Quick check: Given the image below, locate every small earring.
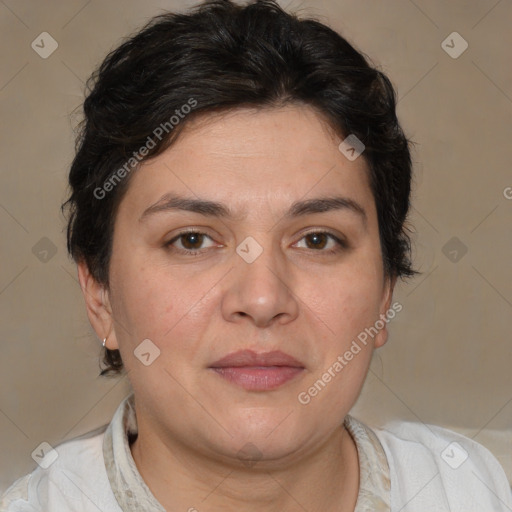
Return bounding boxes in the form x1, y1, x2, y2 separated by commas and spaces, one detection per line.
102, 337, 107, 348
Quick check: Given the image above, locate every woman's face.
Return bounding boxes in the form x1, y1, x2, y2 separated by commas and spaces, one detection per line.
81, 105, 395, 465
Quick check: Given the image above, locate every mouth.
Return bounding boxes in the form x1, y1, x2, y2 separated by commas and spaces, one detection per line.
209, 349, 305, 391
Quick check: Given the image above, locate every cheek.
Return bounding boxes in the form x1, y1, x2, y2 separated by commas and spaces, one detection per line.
298, 275, 381, 411
307, 268, 383, 344
110, 260, 179, 342
110, 258, 217, 359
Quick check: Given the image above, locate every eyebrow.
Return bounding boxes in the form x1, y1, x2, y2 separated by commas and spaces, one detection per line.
139, 192, 367, 228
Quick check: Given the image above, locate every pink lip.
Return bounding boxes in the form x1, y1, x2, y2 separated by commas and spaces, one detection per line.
209, 350, 305, 391
210, 349, 303, 368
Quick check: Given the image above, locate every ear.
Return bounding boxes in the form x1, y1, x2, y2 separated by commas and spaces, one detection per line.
373, 274, 397, 349
77, 260, 119, 350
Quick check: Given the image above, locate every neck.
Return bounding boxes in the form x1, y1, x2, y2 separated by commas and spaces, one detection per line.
130, 418, 360, 512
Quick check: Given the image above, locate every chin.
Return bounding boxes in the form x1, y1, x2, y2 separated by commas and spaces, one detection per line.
216, 409, 311, 460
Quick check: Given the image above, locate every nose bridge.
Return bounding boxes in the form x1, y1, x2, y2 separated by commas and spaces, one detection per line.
221, 234, 299, 327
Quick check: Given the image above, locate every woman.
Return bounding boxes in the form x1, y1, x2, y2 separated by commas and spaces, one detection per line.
2, 1, 511, 510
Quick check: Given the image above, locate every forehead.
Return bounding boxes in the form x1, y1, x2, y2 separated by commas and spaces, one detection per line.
121, 105, 375, 221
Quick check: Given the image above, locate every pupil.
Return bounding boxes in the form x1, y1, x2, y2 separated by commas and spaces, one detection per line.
183, 233, 202, 249
307, 233, 326, 249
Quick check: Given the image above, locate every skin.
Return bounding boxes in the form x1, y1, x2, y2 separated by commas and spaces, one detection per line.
79, 104, 396, 512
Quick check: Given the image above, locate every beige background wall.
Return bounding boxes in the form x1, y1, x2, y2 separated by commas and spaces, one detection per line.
1, 0, 511, 492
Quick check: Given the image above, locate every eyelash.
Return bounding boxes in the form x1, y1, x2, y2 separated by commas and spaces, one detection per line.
164, 229, 348, 256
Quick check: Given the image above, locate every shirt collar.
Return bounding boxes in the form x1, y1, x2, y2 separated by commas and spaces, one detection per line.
103, 394, 165, 511
103, 394, 390, 511
345, 414, 391, 511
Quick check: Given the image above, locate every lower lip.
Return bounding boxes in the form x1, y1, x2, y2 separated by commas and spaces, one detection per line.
210, 366, 304, 391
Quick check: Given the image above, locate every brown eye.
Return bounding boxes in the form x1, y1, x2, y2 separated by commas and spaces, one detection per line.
304, 232, 329, 249
165, 231, 216, 255
294, 231, 347, 253
180, 232, 205, 250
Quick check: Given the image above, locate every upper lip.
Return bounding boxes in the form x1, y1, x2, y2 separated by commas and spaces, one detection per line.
209, 349, 304, 368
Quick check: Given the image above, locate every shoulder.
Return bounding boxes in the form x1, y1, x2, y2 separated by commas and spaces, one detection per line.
370, 419, 512, 511
1, 425, 119, 512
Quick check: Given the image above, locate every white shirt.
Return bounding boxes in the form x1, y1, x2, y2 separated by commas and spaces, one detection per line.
1, 393, 511, 511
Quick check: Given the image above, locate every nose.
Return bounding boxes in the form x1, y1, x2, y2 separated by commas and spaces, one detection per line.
221, 239, 299, 329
